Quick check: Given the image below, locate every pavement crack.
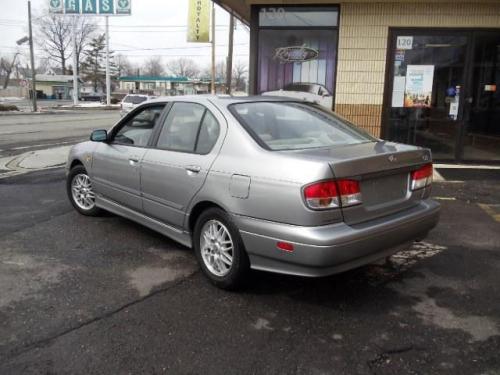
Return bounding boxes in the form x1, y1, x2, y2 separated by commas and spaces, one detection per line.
2, 270, 199, 362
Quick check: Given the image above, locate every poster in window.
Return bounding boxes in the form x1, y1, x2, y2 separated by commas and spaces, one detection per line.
258, 29, 337, 109
404, 65, 434, 108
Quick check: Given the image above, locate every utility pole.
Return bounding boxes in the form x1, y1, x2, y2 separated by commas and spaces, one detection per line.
225, 13, 234, 95
211, 1, 216, 95
72, 17, 78, 106
27, 1, 37, 112
105, 16, 111, 106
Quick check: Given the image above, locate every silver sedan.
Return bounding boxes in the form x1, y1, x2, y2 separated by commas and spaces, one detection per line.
66, 96, 440, 289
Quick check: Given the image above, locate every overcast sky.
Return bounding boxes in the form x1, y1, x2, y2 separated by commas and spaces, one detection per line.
0, 0, 250, 72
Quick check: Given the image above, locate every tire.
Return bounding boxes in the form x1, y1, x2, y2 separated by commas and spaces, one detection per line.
67, 165, 102, 216
193, 207, 250, 290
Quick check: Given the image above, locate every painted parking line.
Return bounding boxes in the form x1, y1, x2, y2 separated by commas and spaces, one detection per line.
478, 203, 500, 223
433, 197, 456, 201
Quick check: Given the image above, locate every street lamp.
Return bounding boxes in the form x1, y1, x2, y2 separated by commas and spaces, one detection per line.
16, 36, 29, 46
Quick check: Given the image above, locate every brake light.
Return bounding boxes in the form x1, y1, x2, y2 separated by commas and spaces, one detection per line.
411, 163, 433, 191
303, 179, 361, 210
337, 180, 362, 207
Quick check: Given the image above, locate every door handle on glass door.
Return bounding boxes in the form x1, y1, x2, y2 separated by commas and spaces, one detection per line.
185, 165, 201, 174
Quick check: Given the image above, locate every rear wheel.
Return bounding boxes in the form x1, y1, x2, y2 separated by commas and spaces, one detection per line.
67, 165, 102, 216
193, 208, 250, 290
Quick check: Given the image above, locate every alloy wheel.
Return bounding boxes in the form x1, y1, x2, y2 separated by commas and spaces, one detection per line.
71, 173, 96, 211
200, 219, 234, 277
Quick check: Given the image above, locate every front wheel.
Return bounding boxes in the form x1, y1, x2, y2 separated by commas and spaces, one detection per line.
67, 165, 102, 216
193, 208, 250, 290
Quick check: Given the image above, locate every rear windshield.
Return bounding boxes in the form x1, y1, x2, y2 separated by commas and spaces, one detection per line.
229, 101, 375, 151
124, 95, 148, 104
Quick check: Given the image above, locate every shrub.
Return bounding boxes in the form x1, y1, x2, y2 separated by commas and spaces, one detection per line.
0, 104, 19, 111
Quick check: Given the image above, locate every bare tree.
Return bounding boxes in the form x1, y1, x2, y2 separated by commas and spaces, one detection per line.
142, 57, 165, 76
166, 57, 199, 78
1, 53, 20, 89
36, 12, 97, 75
200, 60, 226, 81
232, 60, 248, 92
74, 17, 98, 75
115, 54, 135, 77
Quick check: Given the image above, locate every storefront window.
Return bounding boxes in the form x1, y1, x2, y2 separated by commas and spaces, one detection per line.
386, 34, 467, 160
385, 30, 500, 161
256, 6, 338, 110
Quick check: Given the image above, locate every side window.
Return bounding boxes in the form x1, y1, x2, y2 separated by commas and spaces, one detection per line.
156, 103, 205, 152
196, 111, 220, 154
112, 105, 165, 147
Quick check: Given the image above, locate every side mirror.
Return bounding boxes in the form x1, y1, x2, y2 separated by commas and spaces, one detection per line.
90, 129, 108, 142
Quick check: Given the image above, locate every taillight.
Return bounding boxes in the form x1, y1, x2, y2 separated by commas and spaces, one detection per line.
303, 179, 361, 210
304, 181, 339, 209
337, 180, 362, 207
411, 163, 433, 191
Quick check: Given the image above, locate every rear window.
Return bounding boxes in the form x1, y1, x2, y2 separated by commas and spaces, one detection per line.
124, 95, 148, 104
229, 101, 375, 151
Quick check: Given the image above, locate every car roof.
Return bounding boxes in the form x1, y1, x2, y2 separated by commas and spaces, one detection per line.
146, 95, 305, 107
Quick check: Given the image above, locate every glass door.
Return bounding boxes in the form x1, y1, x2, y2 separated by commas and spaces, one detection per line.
461, 31, 500, 161
385, 31, 468, 160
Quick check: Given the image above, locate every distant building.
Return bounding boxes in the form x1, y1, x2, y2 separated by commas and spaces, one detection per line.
118, 75, 228, 96
29, 71, 82, 100
118, 76, 192, 96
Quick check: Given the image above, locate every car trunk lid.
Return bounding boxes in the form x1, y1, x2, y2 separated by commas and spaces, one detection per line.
288, 141, 432, 225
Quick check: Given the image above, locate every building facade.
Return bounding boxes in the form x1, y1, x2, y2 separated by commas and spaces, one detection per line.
216, 0, 500, 162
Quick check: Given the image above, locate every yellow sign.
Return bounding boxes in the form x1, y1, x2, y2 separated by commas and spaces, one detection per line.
187, 0, 210, 43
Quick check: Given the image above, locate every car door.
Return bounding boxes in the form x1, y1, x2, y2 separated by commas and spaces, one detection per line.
91, 104, 166, 212
141, 101, 223, 228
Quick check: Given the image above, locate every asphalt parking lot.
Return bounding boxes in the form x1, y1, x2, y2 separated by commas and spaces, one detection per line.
0, 166, 499, 375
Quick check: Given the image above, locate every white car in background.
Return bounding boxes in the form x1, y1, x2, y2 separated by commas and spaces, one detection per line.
263, 83, 333, 110
120, 94, 156, 116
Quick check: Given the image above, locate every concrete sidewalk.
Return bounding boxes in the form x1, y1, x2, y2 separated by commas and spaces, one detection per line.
0, 145, 70, 179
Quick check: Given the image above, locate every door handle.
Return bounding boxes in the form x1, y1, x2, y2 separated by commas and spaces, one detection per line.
129, 157, 140, 165
185, 165, 201, 174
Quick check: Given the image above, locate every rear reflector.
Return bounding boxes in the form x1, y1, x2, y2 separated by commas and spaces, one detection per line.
411, 163, 433, 191
303, 179, 361, 210
277, 241, 294, 252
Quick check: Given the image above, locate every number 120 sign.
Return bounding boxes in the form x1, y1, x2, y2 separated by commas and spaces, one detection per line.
49, 0, 131, 15
396, 36, 413, 50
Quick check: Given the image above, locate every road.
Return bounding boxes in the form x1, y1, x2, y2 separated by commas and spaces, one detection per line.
0, 111, 120, 159
0, 113, 499, 374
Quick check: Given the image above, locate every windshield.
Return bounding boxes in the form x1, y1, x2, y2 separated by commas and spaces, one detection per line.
124, 96, 148, 104
229, 101, 376, 151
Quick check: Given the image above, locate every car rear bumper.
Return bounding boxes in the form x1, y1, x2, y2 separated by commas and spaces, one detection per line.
233, 199, 440, 277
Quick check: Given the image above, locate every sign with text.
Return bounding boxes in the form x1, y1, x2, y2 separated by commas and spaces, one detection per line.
82, 0, 97, 14
404, 65, 435, 108
187, 0, 210, 43
99, 0, 114, 14
50, 0, 131, 15
65, 0, 80, 14
396, 36, 413, 50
